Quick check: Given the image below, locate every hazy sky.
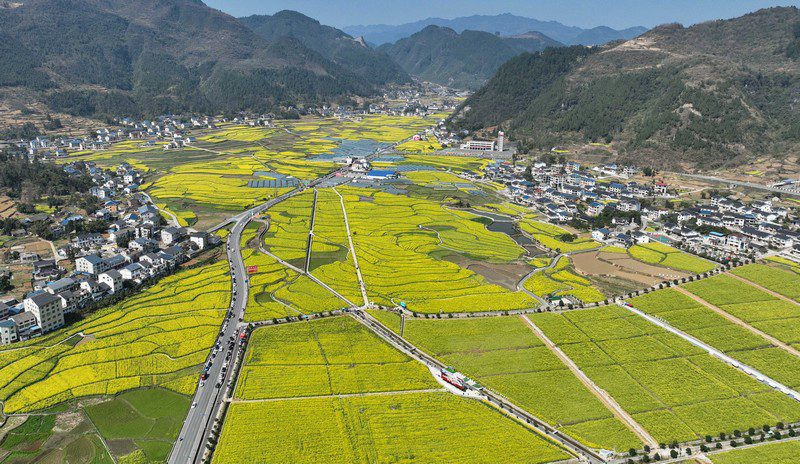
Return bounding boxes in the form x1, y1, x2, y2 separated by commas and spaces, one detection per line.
205, 0, 800, 29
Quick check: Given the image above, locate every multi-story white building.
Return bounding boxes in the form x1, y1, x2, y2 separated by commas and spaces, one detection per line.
99, 270, 123, 294
0, 320, 18, 345
76, 254, 108, 275
23, 292, 65, 333
460, 140, 496, 151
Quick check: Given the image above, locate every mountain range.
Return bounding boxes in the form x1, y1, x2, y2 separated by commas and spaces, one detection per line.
344, 13, 647, 46
452, 7, 800, 168
0, 0, 393, 118
240, 10, 410, 87
379, 25, 562, 89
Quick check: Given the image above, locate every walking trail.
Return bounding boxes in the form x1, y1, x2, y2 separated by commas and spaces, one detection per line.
727, 272, 800, 307
333, 187, 369, 307
520, 314, 659, 449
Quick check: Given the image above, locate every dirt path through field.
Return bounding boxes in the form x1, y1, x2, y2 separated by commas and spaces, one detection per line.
520, 315, 659, 449
674, 287, 800, 358
727, 273, 800, 307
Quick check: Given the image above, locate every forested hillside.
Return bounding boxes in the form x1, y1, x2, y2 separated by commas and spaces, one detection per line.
381, 25, 562, 89
240, 10, 410, 87
451, 7, 800, 168
0, 0, 381, 118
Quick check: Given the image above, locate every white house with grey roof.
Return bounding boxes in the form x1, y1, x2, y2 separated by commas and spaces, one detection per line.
23, 292, 64, 333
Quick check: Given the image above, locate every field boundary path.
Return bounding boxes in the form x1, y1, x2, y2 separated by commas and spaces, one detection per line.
333, 186, 370, 307
674, 287, 800, 358
229, 388, 447, 403
620, 302, 800, 402
141, 191, 180, 228
517, 252, 568, 305
350, 309, 607, 464
726, 272, 800, 307
304, 188, 318, 274
520, 315, 659, 449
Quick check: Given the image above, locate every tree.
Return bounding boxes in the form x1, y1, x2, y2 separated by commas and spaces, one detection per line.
523, 165, 533, 182
0, 273, 13, 293
670, 450, 678, 459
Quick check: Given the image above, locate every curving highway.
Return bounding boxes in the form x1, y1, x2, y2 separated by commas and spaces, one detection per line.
168, 191, 298, 464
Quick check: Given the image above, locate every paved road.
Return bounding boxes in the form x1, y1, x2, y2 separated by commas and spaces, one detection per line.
169, 190, 302, 464
350, 309, 607, 464
672, 172, 800, 198
141, 191, 180, 228
170, 137, 410, 464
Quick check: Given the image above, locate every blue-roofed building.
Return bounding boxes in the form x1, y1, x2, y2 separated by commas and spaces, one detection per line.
364, 170, 398, 180
587, 202, 604, 217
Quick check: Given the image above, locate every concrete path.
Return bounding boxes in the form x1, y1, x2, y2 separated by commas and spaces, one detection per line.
141, 191, 180, 227
620, 302, 800, 402
305, 189, 318, 274
520, 315, 659, 449
674, 287, 800, 358
333, 187, 369, 307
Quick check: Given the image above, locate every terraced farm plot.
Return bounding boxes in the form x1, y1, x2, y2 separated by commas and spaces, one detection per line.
765, 256, 800, 274
400, 153, 491, 172
395, 136, 439, 153
340, 186, 536, 313
731, 263, 800, 302
235, 316, 437, 399
532, 305, 800, 444
214, 392, 569, 464
710, 439, 800, 463
384, 313, 643, 451
0, 262, 229, 413
474, 201, 535, 218
628, 242, 716, 274
523, 256, 607, 304
85, 388, 190, 462
519, 220, 599, 253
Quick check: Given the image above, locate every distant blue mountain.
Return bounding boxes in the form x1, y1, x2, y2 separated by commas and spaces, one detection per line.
344, 13, 647, 46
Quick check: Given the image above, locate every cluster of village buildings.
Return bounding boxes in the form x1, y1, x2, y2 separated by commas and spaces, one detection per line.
482, 160, 800, 262
0, 161, 218, 345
